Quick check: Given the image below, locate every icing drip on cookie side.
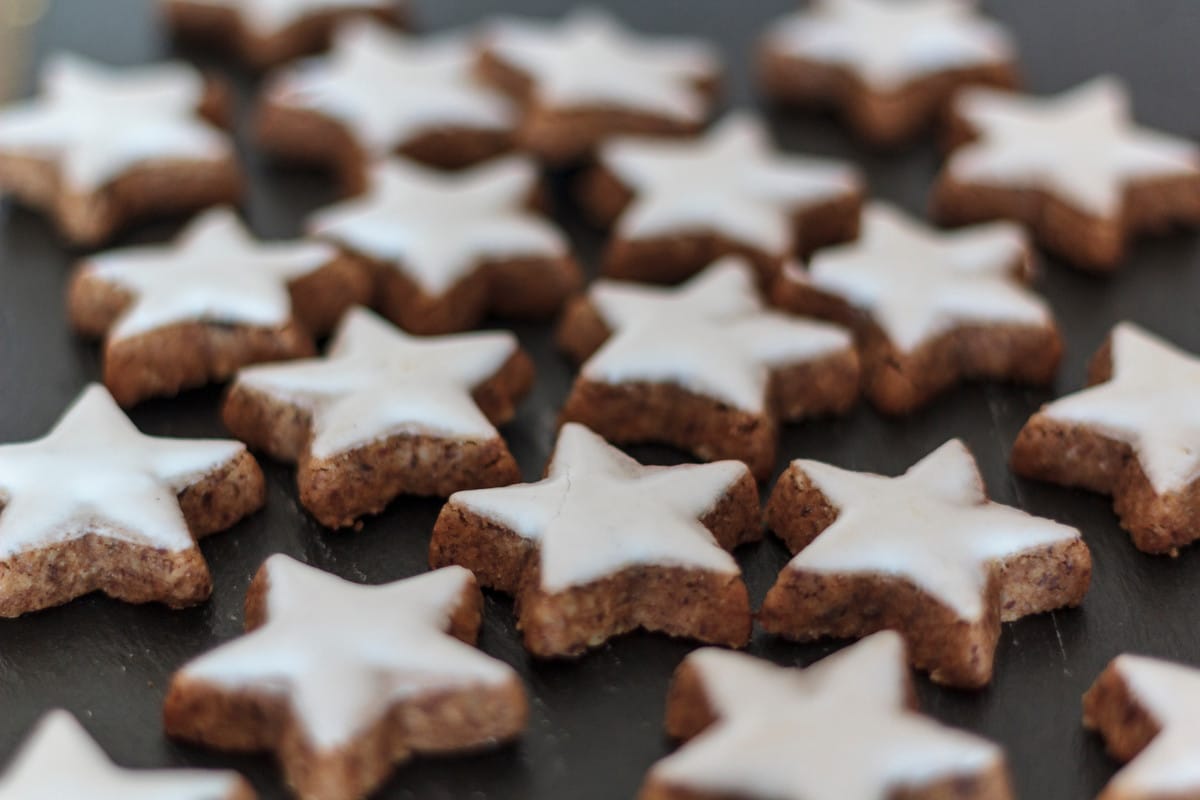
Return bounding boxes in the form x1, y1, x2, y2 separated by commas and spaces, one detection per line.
801, 202, 1050, 353
483, 8, 718, 120
1037, 322, 1200, 494
179, 556, 516, 750
580, 257, 852, 413
785, 439, 1082, 620
948, 77, 1200, 217
764, 0, 1014, 92
85, 208, 335, 340
601, 114, 859, 254
268, 21, 514, 155
0, 710, 246, 799
234, 307, 517, 458
0, 384, 246, 557
308, 156, 566, 295
649, 632, 1005, 799
450, 423, 744, 592
0, 54, 230, 191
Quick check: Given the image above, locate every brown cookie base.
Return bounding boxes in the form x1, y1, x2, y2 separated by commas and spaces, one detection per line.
639, 657, 1015, 800
476, 50, 717, 165
429, 469, 760, 656
162, 1, 408, 69
933, 109, 1200, 270
757, 45, 1018, 147
1082, 660, 1165, 800
164, 566, 527, 800
1011, 336, 1200, 555
772, 274, 1061, 414
760, 462, 1091, 688
0, 448, 264, 617
578, 163, 862, 286
0, 81, 239, 247
222, 350, 533, 528
67, 254, 370, 406
256, 101, 515, 194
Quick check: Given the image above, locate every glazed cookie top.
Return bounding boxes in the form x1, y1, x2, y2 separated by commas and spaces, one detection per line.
82, 207, 335, 341
1037, 322, 1200, 494
947, 77, 1200, 217
0, 384, 247, 559
234, 307, 519, 459
0, 54, 229, 192
451, 423, 746, 592
171, 0, 401, 35
0, 710, 247, 799
792, 201, 1050, 353
649, 632, 1004, 798
762, 0, 1014, 92
600, 113, 860, 254
1102, 654, 1200, 796
582, 257, 852, 413
308, 155, 566, 295
266, 20, 515, 156
784, 439, 1082, 621
482, 8, 719, 121
177, 555, 517, 750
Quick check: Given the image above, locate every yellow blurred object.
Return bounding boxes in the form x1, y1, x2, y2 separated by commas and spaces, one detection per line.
1, 0, 49, 101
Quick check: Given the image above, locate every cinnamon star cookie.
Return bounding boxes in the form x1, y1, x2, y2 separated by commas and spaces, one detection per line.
165, 555, 526, 800
430, 423, 760, 657
762, 439, 1090, 688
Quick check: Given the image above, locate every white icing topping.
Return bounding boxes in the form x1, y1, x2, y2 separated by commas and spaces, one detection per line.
948, 76, 1200, 217
173, 0, 398, 36
83, 207, 335, 341
233, 307, 518, 459
178, 555, 516, 750
796, 201, 1050, 353
483, 8, 718, 121
267, 20, 515, 157
764, 0, 1013, 92
1038, 322, 1200, 494
1103, 654, 1200, 795
649, 632, 1003, 799
0, 53, 230, 191
0, 384, 247, 558
451, 423, 744, 592
785, 439, 1082, 620
601, 113, 859, 254
308, 155, 566, 295
0, 710, 244, 800
581, 257, 852, 413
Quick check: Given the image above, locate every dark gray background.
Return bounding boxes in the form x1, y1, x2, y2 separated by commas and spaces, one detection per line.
2, 1, 1199, 797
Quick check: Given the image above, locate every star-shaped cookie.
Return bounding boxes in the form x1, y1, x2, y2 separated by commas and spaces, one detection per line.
0, 383, 264, 617
430, 423, 760, 657
0, 54, 238, 245
641, 632, 1013, 800
759, 0, 1017, 145
761, 438, 1091, 688
0, 710, 253, 800
581, 113, 862, 285
557, 257, 859, 480
933, 77, 1200, 270
1012, 322, 1200, 555
165, 555, 526, 800
259, 20, 517, 185
161, 0, 407, 67
68, 207, 369, 406
1084, 653, 1200, 800
774, 202, 1060, 414
308, 155, 580, 334
223, 307, 532, 528
477, 8, 720, 163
